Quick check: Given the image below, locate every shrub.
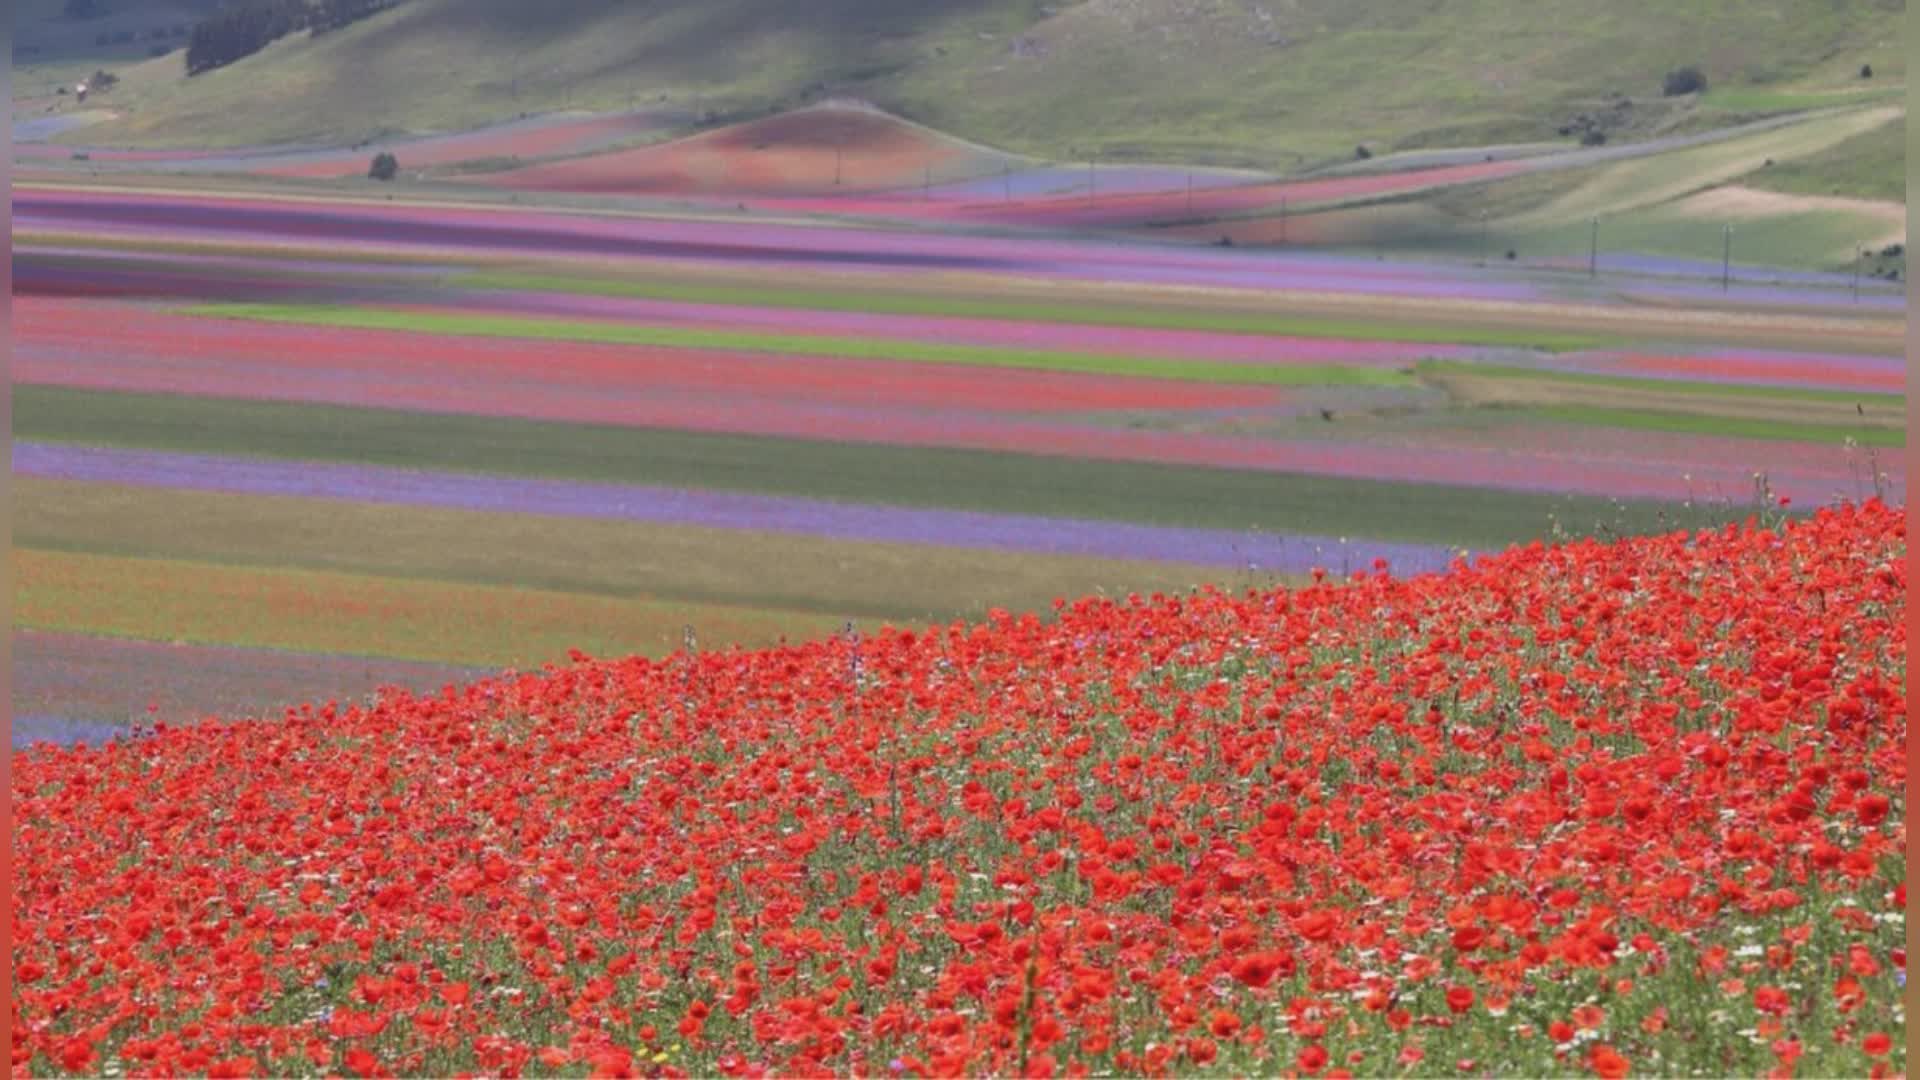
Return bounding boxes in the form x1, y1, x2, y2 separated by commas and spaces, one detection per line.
1580, 129, 1608, 146
1354, 144, 1372, 160
368, 152, 400, 180
1662, 65, 1707, 96
1860, 63, 1873, 79
63, 0, 106, 19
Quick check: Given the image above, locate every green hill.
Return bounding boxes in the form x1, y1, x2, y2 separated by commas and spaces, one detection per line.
22, 0, 1905, 172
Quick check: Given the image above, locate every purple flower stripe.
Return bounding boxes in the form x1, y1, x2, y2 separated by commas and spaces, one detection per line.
14, 189, 1549, 303
1621, 282, 1905, 311
15, 442, 1464, 575
12, 715, 132, 751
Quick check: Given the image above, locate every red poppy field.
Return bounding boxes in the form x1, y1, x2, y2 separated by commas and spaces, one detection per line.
10, 500, 1906, 1078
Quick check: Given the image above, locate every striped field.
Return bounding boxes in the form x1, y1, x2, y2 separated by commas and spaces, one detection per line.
9, 180, 1905, 744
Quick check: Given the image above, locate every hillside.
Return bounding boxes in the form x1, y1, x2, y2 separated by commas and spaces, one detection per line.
23, 0, 1905, 172
11, 500, 1908, 1075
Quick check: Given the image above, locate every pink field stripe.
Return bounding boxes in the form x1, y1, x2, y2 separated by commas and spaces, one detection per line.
20, 304, 1893, 505
16, 298, 1290, 414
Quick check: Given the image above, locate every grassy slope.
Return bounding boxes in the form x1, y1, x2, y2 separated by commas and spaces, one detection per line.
1741, 117, 1908, 202
59, 0, 1905, 168
1327, 106, 1905, 268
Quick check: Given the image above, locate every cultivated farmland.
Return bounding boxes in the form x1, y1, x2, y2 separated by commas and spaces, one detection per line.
10, 162, 1906, 740
7, 29, 1909, 1075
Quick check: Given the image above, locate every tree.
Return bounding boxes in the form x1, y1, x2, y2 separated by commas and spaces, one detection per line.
1662, 66, 1707, 96
185, 0, 314, 76
368, 152, 399, 180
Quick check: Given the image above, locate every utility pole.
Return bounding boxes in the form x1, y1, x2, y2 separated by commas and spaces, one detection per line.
1589, 216, 1600, 277
1721, 225, 1733, 291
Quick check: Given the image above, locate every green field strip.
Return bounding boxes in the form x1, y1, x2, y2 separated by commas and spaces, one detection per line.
17, 386, 1716, 550
1419, 360, 1906, 408
1699, 85, 1905, 115
1513, 405, 1904, 447
13, 477, 1224, 626
180, 301, 1418, 388
13, 547, 848, 668
453, 270, 1610, 351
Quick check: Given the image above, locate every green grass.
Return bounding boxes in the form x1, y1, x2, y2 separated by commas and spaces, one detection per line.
1512, 404, 1904, 446
1502, 200, 1904, 271
453, 271, 1609, 351
13, 476, 1225, 626
180, 301, 1421, 387
64, 0, 1902, 169
1699, 84, 1904, 114
12, 547, 846, 667
1510, 105, 1899, 221
13, 385, 1717, 550
1392, 106, 1906, 270
1740, 118, 1908, 202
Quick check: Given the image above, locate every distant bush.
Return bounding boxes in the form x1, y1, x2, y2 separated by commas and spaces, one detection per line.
1580, 129, 1607, 146
1662, 65, 1707, 96
1859, 63, 1873, 79
1353, 144, 1372, 160
63, 0, 107, 19
368, 151, 399, 180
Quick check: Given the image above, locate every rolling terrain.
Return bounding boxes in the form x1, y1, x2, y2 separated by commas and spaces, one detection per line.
16, 0, 1905, 173
8, 5, 1911, 1075
11, 174, 1906, 741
